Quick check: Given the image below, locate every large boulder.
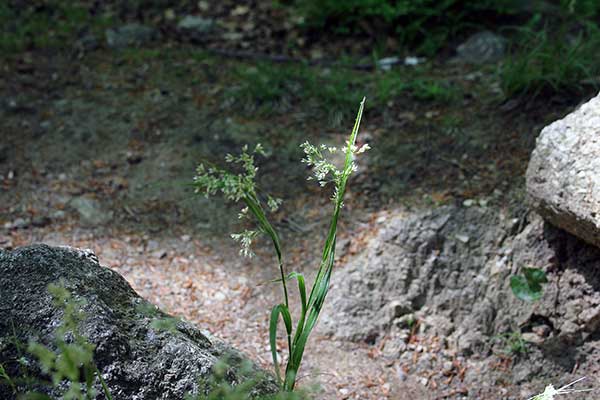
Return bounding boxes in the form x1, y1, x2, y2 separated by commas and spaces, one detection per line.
0, 245, 277, 399
526, 93, 600, 248
321, 205, 600, 398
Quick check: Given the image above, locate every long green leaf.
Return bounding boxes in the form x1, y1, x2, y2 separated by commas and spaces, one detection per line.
288, 272, 307, 314
95, 365, 113, 400
269, 304, 293, 385
289, 272, 308, 347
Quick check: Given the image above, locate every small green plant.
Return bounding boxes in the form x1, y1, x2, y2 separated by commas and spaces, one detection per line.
500, 331, 528, 355
194, 359, 312, 400
26, 284, 112, 400
409, 78, 460, 103
193, 99, 367, 391
510, 267, 548, 302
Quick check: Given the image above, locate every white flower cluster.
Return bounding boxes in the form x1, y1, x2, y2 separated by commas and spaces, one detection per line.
194, 144, 266, 202
300, 140, 370, 199
194, 143, 282, 258
300, 142, 340, 187
267, 195, 283, 212
231, 229, 259, 258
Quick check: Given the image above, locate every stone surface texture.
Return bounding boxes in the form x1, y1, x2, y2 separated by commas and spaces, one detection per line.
321, 205, 600, 397
455, 31, 506, 64
105, 24, 157, 49
526, 92, 600, 248
0, 244, 276, 399
70, 196, 114, 226
177, 16, 215, 35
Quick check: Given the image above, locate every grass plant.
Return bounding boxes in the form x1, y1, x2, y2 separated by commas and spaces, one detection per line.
500, 23, 600, 99
229, 63, 364, 120
228, 61, 458, 124
293, 0, 523, 54
193, 99, 367, 391
491, 331, 528, 356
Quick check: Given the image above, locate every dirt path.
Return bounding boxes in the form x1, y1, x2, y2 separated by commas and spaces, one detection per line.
3, 212, 433, 399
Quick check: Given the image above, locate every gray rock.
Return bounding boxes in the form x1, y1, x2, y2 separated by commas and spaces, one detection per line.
51, 210, 66, 220
70, 196, 113, 226
0, 245, 277, 399
76, 34, 100, 52
526, 92, 600, 248
146, 239, 160, 251
376, 57, 400, 71
321, 204, 600, 395
4, 217, 30, 230
322, 206, 510, 345
177, 16, 215, 42
31, 215, 51, 228
152, 249, 168, 259
456, 31, 506, 64
522, 332, 544, 345
106, 24, 157, 49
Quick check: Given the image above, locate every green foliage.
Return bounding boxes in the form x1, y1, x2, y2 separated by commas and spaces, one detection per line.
197, 360, 258, 400
510, 267, 548, 302
0, 363, 16, 395
228, 62, 458, 124
500, 22, 600, 99
497, 331, 528, 355
0, 1, 113, 53
374, 74, 460, 104
561, 0, 600, 18
193, 359, 311, 400
294, 0, 521, 54
26, 284, 112, 400
293, 0, 600, 57
409, 78, 460, 102
193, 100, 367, 391
229, 63, 364, 120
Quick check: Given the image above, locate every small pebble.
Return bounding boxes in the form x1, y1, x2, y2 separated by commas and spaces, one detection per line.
456, 234, 470, 244
152, 250, 167, 259
213, 292, 226, 301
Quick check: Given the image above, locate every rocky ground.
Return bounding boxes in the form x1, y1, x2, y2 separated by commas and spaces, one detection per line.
1, 4, 598, 399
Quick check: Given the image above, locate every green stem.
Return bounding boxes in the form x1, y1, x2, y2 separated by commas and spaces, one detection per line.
95, 365, 113, 400
283, 98, 365, 392
243, 194, 289, 309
